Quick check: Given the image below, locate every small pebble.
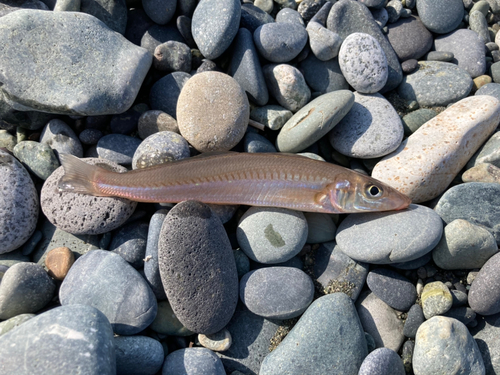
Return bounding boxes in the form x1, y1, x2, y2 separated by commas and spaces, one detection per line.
462, 162, 500, 183
250, 105, 292, 130
149, 71, 191, 119
358, 347, 405, 375
421, 281, 453, 319
45, 246, 75, 280
366, 268, 417, 311
403, 304, 425, 339
131, 131, 190, 170
138, 110, 179, 139
114, 336, 164, 375
163, 348, 226, 375
153, 41, 191, 73
198, 329, 232, 352
13, 140, 60, 180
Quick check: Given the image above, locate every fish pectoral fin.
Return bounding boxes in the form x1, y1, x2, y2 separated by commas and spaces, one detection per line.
314, 191, 329, 206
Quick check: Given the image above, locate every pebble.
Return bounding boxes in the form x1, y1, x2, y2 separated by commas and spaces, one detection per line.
313, 241, 368, 301
229, 28, 269, 106
469, 252, 500, 315
336, 204, 443, 264
338, 33, 388, 94
109, 222, 149, 269
358, 348, 405, 375
432, 219, 498, 270
114, 336, 164, 375
306, 21, 342, 61
240, 267, 314, 319
329, 92, 404, 158
250, 105, 292, 130
398, 61, 473, 107
425, 50, 454, 62
434, 29, 487, 78
0, 262, 55, 320
403, 304, 425, 339
198, 329, 232, 352
327, 0, 403, 92
217, 304, 282, 373
276, 90, 354, 153
416, 0, 464, 34
0, 150, 39, 254
13, 140, 59, 180
164, 348, 226, 375
263, 64, 311, 112
0, 305, 116, 374
462, 163, 500, 183
191, 0, 240, 60
109, 103, 148, 135
150, 299, 193, 336
401, 58, 418, 73
142, 0, 176, 25
138, 110, 179, 139
253, 0, 273, 13
149, 72, 191, 119
356, 291, 405, 352
372, 96, 500, 203
435, 182, 500, 244
39, 119, 83, 157
79, 128, 103, 145
0, 130, 16, 152
41, 158, 137, 235
0, 313, 35, 337
401, 108, 436, 136
141, 24, 185, 55
467, 131, 500, 168
413, 316, 485, 374
237, 207, 308, 264
366, 268, 417, 311
451, 289, 468, 306
59, 250, 158, 335
153, 41, 192, 73
45, 246, 75, 280
240, 3, 274, 33
131, 131, 190, 170
144, 209, 168, 300
470, 10, 491, 44
303, 212, 336, 244
421, 281, 453, 319
0, 10, 151, 116
96, 134, 142, 165
243, 132, 276, 153
177, 71, 249, 152
158, 201, 239, 334
299, 54, 349, 94
474, 75, 493, 91
275, 8, 305, 25
233, 249, 250, 279
386, 15, 433, 61
260, 293, 368, 374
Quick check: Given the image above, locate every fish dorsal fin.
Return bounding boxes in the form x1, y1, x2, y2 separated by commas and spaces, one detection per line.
189, 151, 238, 159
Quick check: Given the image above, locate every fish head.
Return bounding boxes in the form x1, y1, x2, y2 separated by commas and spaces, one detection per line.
327, 172, 411, 213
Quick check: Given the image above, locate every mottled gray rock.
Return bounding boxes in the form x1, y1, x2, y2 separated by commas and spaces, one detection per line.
336, 204, 443, 264
153, 41, 191, 73
115, 336, 164, 375
0, 262, 55, 320
0, 10, 151, 115
367, 268, 417, 311
229, 28, 269, 106
240, 267, 314, 319
0, 130, 16, 152
163, 348, 226, 375
403, 304, 424, 339
143, 0, 176, 25
0, 305, 116, 375
149, 72, 191, 119
41, 158, 137, 235
469, 252, 500, 315
109, 222, 148, 269
131, 131, 190, 170
192, 0, 241, 59
250, 105, 292, 131
398, 61, 473, 106
276, 90, 354, 153
158, 201, 239, 334
359, 348, 405, 375
435, 182, 500, 244
144, 209, 168, 300
413, 316, 485, 375
140, 24, 186, 55
306, 21, 342, 61
59, 250, 157, 335
329, 92, 404, 158
432, 219, 498, 270
40, 119, 83, 158
237, 207, 308, 264
356, 291, 405, 352
263, 64, 311, 112
0, 149, 38, 254
338, 32, 388, 93
416, 0, 464, 34
421, 281, 453, 319
260, 293, 368, 375
254, 22, 308, 63
327, 0, 403, 92
13, 141, 59, 180
313, 241, 369, 301
434, 29, 486, 78
386, 15, 433, 61
299, 54, 348, 94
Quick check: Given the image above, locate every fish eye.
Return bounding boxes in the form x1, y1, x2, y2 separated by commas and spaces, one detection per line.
366, 184, 383, 198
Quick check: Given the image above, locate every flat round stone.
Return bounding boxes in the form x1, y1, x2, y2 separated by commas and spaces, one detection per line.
416, 0, 464, 34
253, 22, 308, 63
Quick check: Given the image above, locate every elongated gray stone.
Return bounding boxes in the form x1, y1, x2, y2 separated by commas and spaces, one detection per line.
0, 10, 151, 115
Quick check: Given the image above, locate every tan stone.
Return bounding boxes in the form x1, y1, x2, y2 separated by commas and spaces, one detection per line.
45, 246, 75, 280
472, 75, 492, 92
372, 96, 500, 203
462, 162, 500, 183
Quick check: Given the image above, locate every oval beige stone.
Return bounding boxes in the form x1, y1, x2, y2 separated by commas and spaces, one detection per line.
372, 95, 500, 203
176, 71, 249, 153
45, 246, 75, 280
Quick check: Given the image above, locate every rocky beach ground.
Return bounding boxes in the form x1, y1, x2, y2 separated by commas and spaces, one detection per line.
1, 0, 500, 374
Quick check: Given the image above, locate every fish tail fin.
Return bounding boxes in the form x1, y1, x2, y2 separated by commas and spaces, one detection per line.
57, 154, 104, 195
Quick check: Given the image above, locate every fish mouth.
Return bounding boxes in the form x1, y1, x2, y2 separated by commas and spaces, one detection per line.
394, 194, 412, 211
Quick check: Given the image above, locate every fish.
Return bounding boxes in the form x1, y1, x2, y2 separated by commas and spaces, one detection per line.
57, 152, 411, 214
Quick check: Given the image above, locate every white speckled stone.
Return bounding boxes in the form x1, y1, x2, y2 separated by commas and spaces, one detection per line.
329, 92, 404, 159
338, 32, 388, 94
372, 96, 500, 203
